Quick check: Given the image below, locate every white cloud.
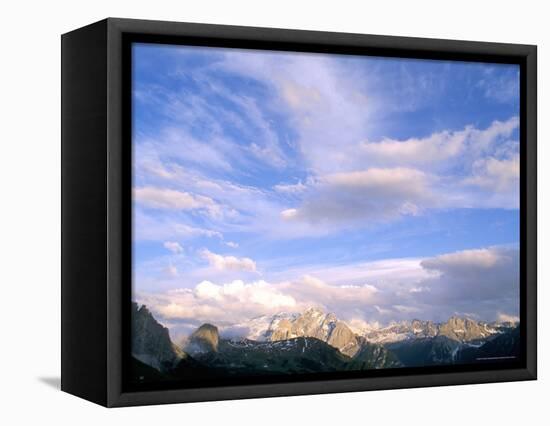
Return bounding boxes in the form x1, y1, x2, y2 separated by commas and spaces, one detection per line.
200, 249, 257, 272
137, 275, 379, 331
273, 181, 307, 194
134, 186, 221, 217
273, 122, 519, 230
134, 143, 178, 180
280, 168, 433, 226
197, 280, 296, 308
139, 72, 288, 173
138, 279, 298, 327
215, 50, 376, 175
233, 96, 287, 169
133, 210, 223, 242
173, 224, 222, 239
225, 241, 239, 248
463, 155, 519, 193
474, 117, 519, 150
477, 67, 520, 104
267, 257, 429, 289
136, 245, 519, 337
279, 275, 379, 310
280, 208, 298, 219
421, 248, 501, 272
195, 280, 224, 301
280, 79, 323, 110
215, 49, 518, 190
161, 129, 234, 172
360, 117, 518, 168
361, 130, 464, 166
323, 168, 429, 192
134, 48, 520, 244
409, 286, 429, 294
137, 257, 422, 329
163, 241, 183, 254
134, 163, 301, 237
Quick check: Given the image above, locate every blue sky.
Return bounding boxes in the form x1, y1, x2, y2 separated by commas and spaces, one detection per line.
132, 43, 520, 335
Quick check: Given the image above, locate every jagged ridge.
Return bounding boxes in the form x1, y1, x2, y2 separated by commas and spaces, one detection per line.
131, 302, 183, 372
130, 303, 519, 381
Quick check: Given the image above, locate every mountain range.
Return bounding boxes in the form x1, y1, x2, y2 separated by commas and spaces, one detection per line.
237, 308, 362, 356
130, 303, 519, 384
236, 308, 510, 346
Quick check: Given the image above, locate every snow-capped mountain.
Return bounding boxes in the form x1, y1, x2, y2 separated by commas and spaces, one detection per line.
363, 317, 504, 344
231, 307, 515, 350
232, 312, 299, 341
363, 320, 438, 344
234, 307, 361, 356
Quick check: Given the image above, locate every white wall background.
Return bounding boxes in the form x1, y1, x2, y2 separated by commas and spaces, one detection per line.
0, 0, 546, 423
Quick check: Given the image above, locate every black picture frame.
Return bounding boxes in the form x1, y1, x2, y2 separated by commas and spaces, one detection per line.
61, 17, 537, 407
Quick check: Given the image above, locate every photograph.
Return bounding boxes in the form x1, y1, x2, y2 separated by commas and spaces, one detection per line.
130, 43, 521, 385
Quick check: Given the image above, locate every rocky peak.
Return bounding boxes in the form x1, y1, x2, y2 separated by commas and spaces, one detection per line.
363, 316, 497, 344
302, 307, 326, 319
410, 319, 438, 336
437, 317, 492, 342
188, 323, 220, 353
264, 307, 360, 357
325, 312, 338, 322
131, 302, 183, 372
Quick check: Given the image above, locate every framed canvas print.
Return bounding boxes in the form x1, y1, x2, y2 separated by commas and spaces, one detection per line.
61, 18, 537, 407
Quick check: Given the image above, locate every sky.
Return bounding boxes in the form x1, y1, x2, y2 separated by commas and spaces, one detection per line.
132, 42, 520, 338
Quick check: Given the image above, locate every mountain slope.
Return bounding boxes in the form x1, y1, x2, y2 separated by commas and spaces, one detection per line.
193, 335, 352, 375
131, 302, 183, 372
456, 326, 520, 363
437, 317, 497, 342
183, 321, 400, 375
387, 326, 520, 367
387, 336, 461, 366
348, 339, 402, 370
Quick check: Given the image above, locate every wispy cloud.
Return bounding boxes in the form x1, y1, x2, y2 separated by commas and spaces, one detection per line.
134, 186, 222, 218
360, 117, 518, 169
463, 155, 519, 192
163, 241, 183, 254
164, 264, 179, 278
133, 210, 223, 242
200, 248, 257, 272
477, 66, 520, 104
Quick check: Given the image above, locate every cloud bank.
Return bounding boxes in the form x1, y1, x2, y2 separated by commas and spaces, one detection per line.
137, 245, 519, 338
